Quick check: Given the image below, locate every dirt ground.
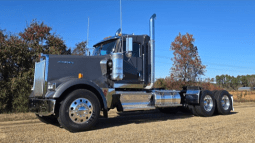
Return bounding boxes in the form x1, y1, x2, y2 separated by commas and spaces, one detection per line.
0, 102, 255, 143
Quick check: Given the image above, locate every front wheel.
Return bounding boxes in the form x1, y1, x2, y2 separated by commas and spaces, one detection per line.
195, 90, 216, 117
58, 89, 101, 132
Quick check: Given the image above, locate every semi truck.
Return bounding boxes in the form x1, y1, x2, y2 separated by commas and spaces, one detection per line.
29, 14, 233, 132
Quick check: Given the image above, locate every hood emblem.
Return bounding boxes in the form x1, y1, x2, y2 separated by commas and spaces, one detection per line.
57, 61, 74, 64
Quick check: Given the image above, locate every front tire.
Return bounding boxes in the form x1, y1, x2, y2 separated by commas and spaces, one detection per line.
58, 89, 101, 132
195, 90, 215, 117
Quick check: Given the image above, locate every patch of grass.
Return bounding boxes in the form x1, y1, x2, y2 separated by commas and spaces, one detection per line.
0, 112, 37, 122
234, 99, 255, 102
237, 92, 243, 101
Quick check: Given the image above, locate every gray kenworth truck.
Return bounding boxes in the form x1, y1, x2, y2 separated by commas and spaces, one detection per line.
29, 14, 233, 132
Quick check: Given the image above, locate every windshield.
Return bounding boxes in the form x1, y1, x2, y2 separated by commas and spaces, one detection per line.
93, 40, 116, 56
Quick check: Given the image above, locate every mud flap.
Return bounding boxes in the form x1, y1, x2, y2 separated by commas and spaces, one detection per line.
231, 95, 234, 111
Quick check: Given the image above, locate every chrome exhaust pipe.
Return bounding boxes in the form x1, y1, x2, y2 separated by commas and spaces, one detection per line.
145, 14, 156, 89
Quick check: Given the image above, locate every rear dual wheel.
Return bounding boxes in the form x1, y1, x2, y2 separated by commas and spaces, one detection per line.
194, 90, 216, 117
214, 90, 232, 115
190, 90, 232, 117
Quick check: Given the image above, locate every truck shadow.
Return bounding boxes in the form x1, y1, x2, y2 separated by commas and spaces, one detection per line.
213, 111, 238, 116
91, 110, 194, 131
50, 110, 238, 131
229, 112, 238, 115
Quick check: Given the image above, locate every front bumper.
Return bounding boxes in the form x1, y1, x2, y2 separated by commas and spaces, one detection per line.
29, 98, 56, 116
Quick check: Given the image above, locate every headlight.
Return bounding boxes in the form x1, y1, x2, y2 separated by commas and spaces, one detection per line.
48, 83, 56, 90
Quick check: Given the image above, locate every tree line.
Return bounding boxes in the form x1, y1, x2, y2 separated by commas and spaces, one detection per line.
0, 20, 88, 113
216, 74, 255, 90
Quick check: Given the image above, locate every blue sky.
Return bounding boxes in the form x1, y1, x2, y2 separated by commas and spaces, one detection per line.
1, 0, 255, 80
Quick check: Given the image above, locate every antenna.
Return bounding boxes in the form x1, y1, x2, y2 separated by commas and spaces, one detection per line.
87, 17, 90, 56
120, 0, 122, 34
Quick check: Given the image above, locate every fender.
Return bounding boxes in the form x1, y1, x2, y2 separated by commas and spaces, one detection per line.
52, 78, 108, 111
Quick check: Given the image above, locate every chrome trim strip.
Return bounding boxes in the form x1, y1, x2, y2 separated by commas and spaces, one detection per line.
156, 104, 182, 107
41, 54, 49, 97
114, 83, 144, 88
116, 91, 147, 94
41, 53, 49, 84
122, 106, 155, 111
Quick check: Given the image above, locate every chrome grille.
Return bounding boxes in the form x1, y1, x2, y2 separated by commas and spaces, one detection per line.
33, 60, 46, 97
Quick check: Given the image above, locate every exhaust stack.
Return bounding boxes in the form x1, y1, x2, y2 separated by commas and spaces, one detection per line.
145, 14, 156, 89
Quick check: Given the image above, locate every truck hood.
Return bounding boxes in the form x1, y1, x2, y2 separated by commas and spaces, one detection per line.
47, 54, 110, 88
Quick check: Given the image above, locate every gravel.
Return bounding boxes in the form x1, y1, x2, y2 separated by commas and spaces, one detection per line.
0, 102, 255, 143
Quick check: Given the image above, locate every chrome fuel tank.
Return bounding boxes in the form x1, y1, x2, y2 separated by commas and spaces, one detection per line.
153, 90, 182, 107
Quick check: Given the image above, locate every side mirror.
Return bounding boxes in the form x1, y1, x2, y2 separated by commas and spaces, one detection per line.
125, 37, 133, 58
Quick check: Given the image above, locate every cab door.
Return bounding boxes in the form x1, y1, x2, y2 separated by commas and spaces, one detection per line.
122, 42, 143, 82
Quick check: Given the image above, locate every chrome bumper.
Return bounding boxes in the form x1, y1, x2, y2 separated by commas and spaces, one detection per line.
29, 98, 56, 116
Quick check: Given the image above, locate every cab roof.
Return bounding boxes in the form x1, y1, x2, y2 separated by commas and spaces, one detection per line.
93, 34, 150, 47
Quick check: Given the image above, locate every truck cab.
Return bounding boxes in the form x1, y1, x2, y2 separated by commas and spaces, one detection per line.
92, 34, 151, 86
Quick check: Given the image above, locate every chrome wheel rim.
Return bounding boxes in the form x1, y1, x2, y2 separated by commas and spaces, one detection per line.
221, 95, 230, 110
203, 95, 213, 112
69, 98, 93, 124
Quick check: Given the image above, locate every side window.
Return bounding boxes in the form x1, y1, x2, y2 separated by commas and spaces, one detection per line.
132, 43, 140, 57
123, 41, 140, 57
